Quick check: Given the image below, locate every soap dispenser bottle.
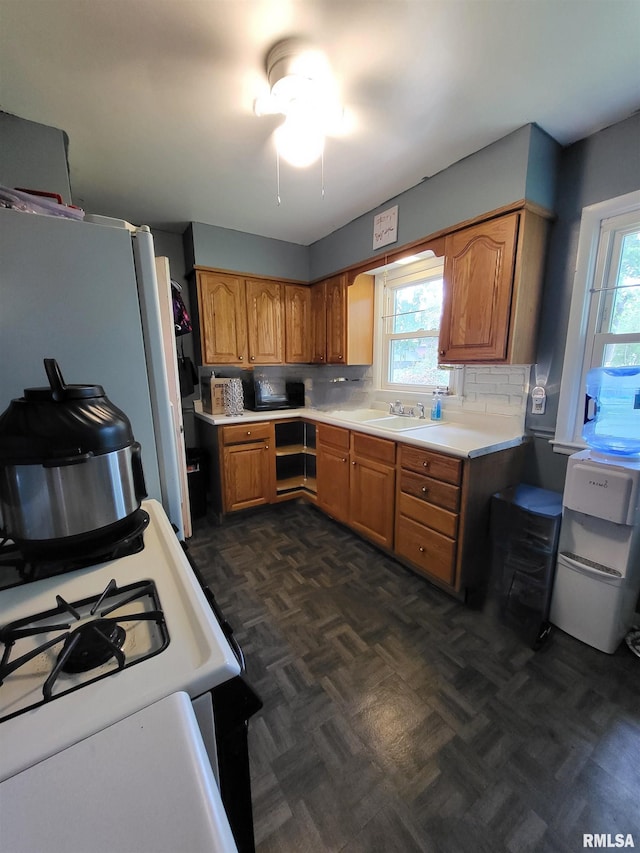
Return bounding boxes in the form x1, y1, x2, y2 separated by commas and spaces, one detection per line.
430, 390, 442, 421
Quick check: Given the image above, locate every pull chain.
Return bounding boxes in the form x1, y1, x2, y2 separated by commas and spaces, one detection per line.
321, 150, 325, 200
276, 150, 281, 206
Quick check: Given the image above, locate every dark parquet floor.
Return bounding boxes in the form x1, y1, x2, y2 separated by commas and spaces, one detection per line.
189, 502, 640, 853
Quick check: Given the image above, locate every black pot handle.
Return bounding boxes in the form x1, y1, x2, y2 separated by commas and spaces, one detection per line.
131, 442, 148, 500
44, 358, 68, 402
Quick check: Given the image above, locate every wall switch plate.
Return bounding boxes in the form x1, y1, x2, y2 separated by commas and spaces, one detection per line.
531, 386, 546, 415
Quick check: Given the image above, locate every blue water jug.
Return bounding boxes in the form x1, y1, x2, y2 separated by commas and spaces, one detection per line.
582, 366, 640, 456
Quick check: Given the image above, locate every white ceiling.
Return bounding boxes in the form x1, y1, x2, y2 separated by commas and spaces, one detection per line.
1, 1, 639, 246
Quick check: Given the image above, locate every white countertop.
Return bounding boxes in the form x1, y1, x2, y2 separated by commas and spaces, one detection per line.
194, 402, 527, 459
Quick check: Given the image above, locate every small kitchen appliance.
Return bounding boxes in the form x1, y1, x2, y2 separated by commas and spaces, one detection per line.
241, 372, 305, 411
550, 366, 640, 653
0, 359, 148, 558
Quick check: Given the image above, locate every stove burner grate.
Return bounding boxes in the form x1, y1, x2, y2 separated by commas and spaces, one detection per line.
0, 578, 170, 722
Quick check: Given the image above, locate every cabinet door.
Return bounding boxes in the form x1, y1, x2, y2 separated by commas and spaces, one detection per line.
284, 284, 311, 363
349, 455, 395, 549
316, 443, 350, 523
245, 278, 283, 364
196, 272, 248, 365
222, 441, 273, 511
439, 213, 519, 363
325, 274, 347, 364
310, 281, 327, 363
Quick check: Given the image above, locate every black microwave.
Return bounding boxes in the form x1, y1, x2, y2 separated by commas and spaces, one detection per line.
241, 374, 305, 411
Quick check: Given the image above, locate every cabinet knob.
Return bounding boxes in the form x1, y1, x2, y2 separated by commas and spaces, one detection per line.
342, 457, 347, 463
320, 356, 325, 361
246, 430, 251, 435
421, 487, 428, 494
419, 546, 425, 553
250, 356, 255, 361
422, 461, 429, 468
265, 445, 269, 450
239, 355, 243, 361
439, 350, 445, 356
351, 460, 356, 466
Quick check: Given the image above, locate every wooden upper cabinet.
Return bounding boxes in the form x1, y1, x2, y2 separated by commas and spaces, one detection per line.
245, 278, 283, 364
438, 209, 549, 364
284, 284, 312, 363
196, 271, 248, 365
313, 272, 374, 365
310, 281, 327, 363
325, 274, 347, 363
195, 270, 283, 366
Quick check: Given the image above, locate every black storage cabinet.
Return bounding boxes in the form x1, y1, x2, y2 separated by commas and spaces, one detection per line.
490, 484, 563, 648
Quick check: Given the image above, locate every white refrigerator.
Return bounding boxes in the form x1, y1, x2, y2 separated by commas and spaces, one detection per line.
0, 207, 189, 539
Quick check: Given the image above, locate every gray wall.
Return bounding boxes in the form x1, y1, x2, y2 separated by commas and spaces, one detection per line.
308, 124, 559, 280
186, 123, 560, 283
0, 112, 72, 204
187, 221, 310, 281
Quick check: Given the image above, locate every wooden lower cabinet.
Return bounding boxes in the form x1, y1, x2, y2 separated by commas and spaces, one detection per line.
349, 432, 395, 549
220, 422, 275, 512
395, 441, 524, 597
316, 424, 350, 524
395, 515, 456, 585
317, 425, 396, 548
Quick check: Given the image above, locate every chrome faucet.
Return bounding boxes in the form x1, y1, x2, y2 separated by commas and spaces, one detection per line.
389, 400, 404, 414
414, 402, 425, 419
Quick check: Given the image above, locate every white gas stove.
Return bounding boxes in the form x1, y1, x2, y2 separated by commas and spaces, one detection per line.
0, 500, 258, 852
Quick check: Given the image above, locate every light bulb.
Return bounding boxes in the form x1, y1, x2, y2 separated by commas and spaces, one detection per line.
274, 116, 325, 168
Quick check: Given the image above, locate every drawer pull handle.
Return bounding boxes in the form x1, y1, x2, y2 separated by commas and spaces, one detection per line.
419, 546, 425, 553
247, 431, 251, 435
422, 461, 429, 468
421, 487, 428, 494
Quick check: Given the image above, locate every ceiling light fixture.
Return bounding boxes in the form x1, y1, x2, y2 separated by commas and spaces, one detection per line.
255, 38, 343, 180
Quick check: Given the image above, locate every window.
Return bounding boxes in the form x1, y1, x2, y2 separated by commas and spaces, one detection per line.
376, 256, 458, 394
554, 190, 640, 453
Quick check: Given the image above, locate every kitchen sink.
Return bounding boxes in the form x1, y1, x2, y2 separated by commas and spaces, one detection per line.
362, 415, 446, 431
329, 409, 389, 422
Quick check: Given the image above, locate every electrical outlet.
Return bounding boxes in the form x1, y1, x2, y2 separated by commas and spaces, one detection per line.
531, 386, 546, 415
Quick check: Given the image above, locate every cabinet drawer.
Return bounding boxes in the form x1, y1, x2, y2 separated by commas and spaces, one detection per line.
399, 470, 460, 512
221, 422, 272, 445
317, 423, 350, 451
398, 492, 458, 539
352, 431, 396, 465
396, 516, 456, 585
399, 445, 462, 484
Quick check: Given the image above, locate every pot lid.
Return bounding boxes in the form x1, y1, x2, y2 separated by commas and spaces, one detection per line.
0, 359, 135, 464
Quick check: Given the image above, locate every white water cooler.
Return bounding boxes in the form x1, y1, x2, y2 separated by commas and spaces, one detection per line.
550, 450, 640, 653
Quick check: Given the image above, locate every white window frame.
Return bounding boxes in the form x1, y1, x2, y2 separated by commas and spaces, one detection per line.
553, 189, 640, 454
374, 256, 462, 397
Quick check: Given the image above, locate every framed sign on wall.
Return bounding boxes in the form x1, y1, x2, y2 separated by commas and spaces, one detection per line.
373, 205, 398, 250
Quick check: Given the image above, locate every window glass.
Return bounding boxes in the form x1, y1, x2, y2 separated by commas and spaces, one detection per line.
554, 193, 640, 453
376, 257, 458, 393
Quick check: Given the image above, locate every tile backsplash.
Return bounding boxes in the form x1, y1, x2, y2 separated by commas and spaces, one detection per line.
195, 363, 532, 419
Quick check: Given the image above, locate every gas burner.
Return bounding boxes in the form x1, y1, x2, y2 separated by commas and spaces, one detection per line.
61, 619, 127, 674
0, 578, 169, 722
0, 509, 150, 589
